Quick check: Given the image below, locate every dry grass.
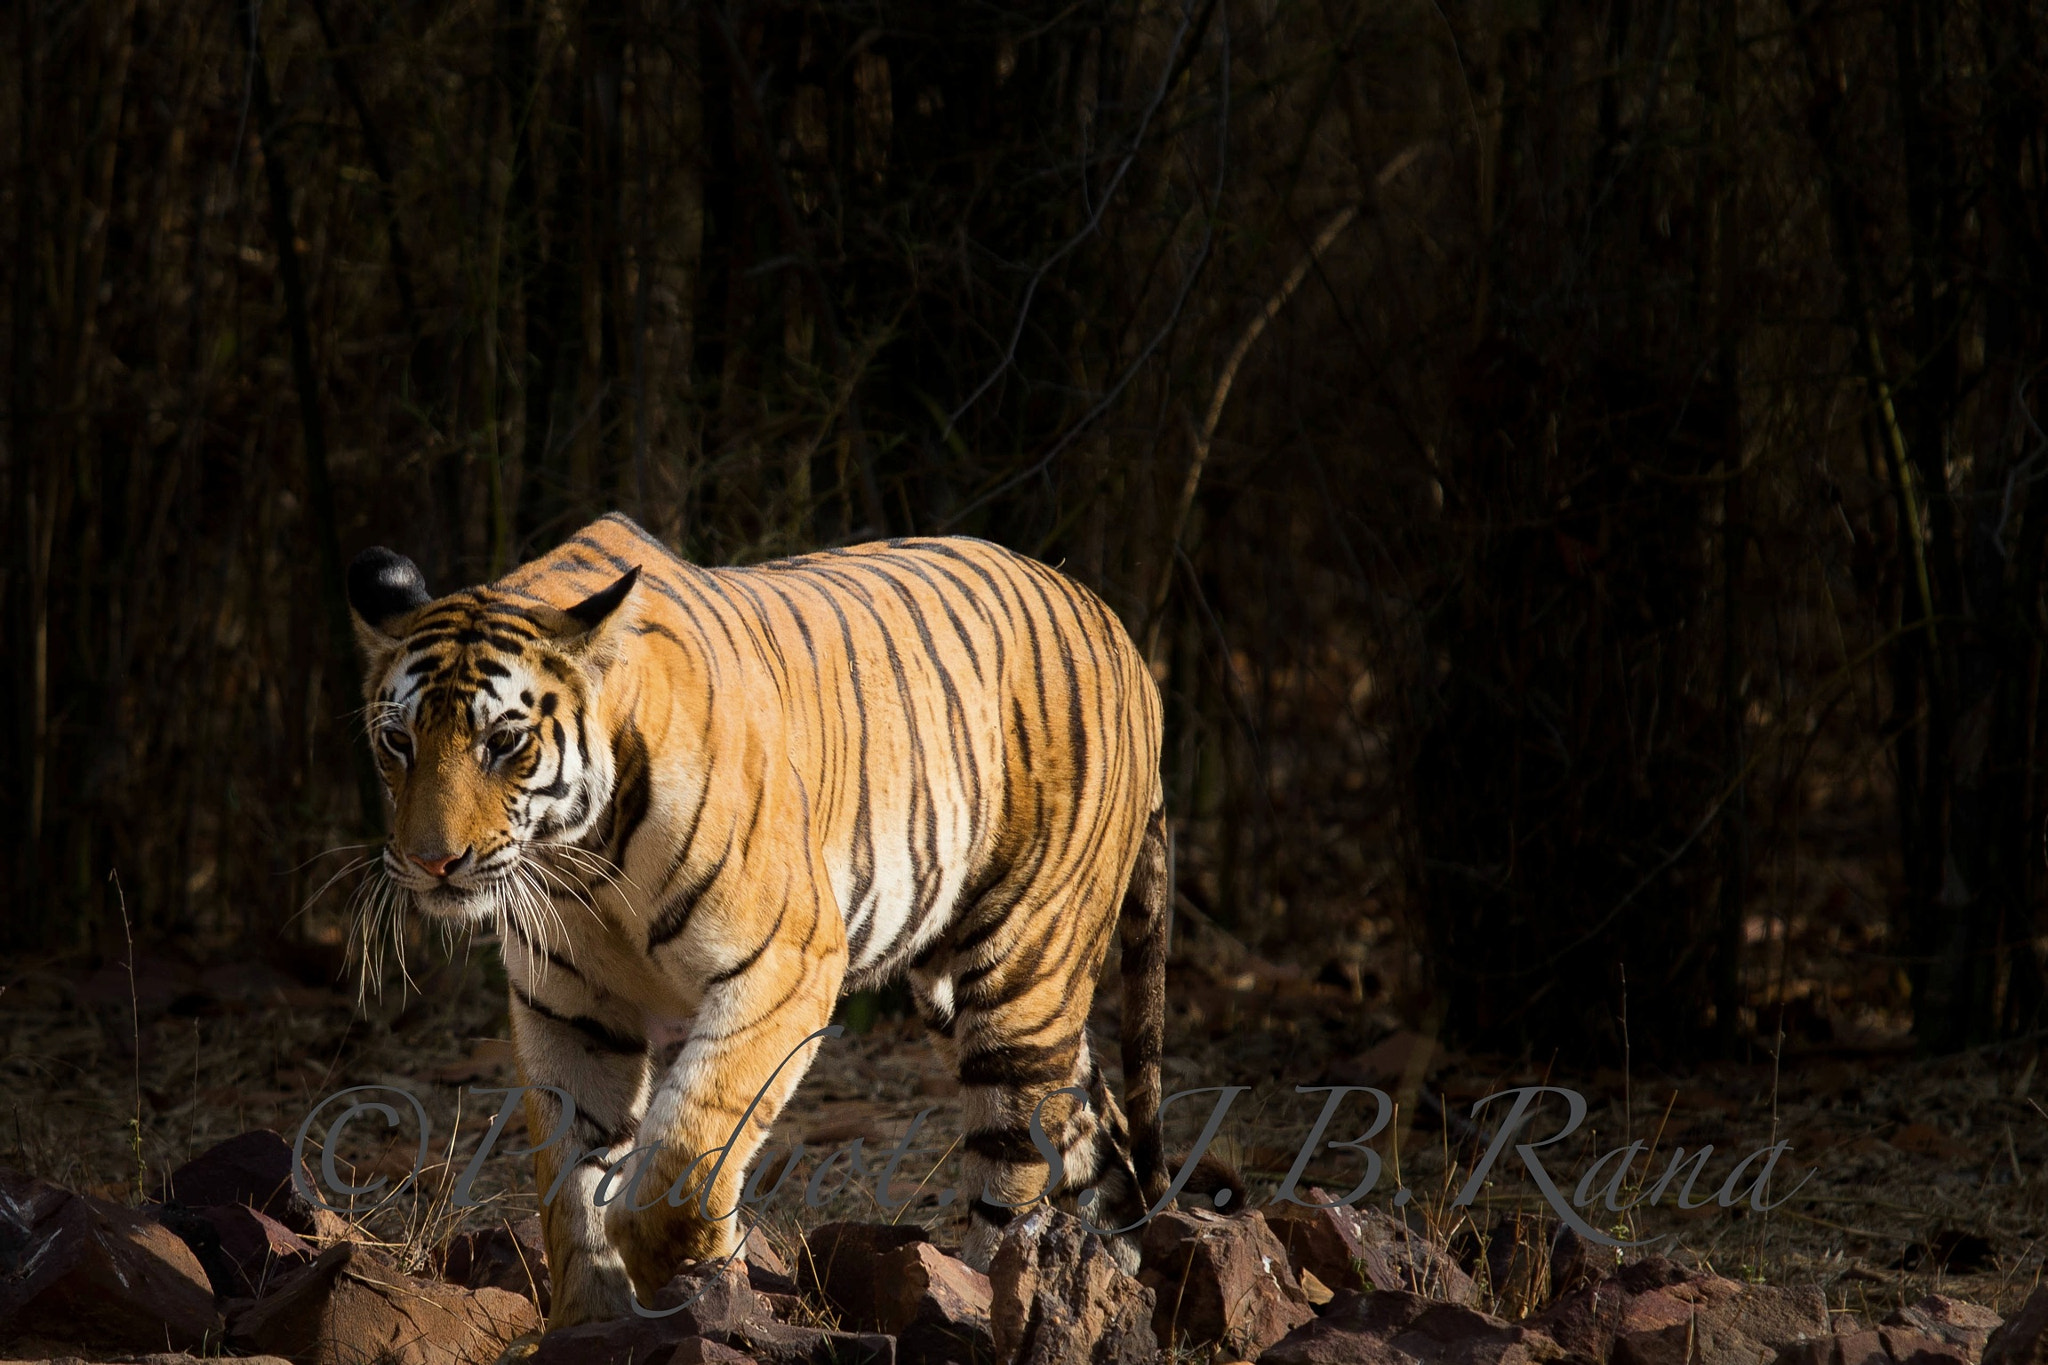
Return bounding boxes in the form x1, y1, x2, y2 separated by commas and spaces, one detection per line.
3, 894, 2041, 1333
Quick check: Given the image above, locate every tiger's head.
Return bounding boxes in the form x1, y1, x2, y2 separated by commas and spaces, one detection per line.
344, 546, 639, 926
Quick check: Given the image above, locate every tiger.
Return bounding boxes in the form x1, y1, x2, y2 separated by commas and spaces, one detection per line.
344, 512, 1175, 1328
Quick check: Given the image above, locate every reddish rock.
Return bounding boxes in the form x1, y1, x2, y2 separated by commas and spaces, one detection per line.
743, 1226, 792, 1281
227, 1240, 538, 1365
529, 1257, 763, 1365
646, 1255, 763, 1338
1610, 1273, 1830, 1365
669, 1340, 757, 1364
441, 1214, 550, 1313
15, 1357, 295, 1365
1258, 1288, 1565, 1365
1984, 1289, 2048, 1365
796, 1221, 931, 1331
723, 1320, 894, 1363
1547, 1226, 1605, 1303
872, 1241, 994, 1365
1267, 1190, 1479, 1305
1531, 1258, 1816, 1365
743, 1227, 798, 1302
756, 1289, 805, 1323
163, 1201, 315, 1298
160, 1129, 340, 1239
990, 1207, 1158, 1365
0, 1169, 220, 1350
1776, 1328, 1971, 1365
785, 1223, 973, 1359
1886, 1297, 2005, 1363
1140, 1207, 1313, 1358
1721, 1284, 1835, 1353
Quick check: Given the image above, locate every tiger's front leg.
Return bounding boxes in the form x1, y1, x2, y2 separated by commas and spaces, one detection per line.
508, 969, 653, 1328
602, 931, 843, 1302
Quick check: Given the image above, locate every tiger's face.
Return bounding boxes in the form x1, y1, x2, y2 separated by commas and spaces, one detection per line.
345, 547, 638, 923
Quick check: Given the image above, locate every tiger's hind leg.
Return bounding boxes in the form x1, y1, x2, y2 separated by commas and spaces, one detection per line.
924, 934, 1151, 1274
1057, 1035, 1151, 1271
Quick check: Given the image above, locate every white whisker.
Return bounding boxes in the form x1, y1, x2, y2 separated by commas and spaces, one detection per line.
527, 856, 609, 928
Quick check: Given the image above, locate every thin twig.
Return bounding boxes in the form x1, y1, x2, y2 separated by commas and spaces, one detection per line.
1143, 198, 1362, 661
112, 868, 144, 1204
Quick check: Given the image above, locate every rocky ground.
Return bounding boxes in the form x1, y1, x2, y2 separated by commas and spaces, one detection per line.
1, 1124, 2043, 1365
3, 906, 2045, 1362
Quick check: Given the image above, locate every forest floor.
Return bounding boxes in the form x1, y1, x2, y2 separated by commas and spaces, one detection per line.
3, 902, 2041, 1329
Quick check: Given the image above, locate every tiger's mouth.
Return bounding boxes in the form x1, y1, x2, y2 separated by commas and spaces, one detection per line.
414, 881, 494, 914
395, 872, 510, 923
385, 842, 528, 918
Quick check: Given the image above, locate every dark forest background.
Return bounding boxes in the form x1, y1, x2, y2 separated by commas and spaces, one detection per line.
6, 0, 2048, 1063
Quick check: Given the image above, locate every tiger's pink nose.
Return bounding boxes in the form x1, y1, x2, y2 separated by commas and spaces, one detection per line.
407, 848, 468, 879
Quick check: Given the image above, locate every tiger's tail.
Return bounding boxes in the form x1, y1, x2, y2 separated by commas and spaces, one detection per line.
1119, 806, 1172, 1208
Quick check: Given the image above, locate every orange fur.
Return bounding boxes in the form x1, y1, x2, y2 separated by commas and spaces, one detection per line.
349, 514, 1171, 1326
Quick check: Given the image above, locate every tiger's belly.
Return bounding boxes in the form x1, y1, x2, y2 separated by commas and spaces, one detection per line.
791, 664, 1007, 990
826, 841, 974, 990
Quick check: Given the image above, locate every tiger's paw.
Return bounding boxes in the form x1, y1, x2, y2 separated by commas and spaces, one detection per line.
489, 1332, 544, 1365
545, 1253, 635, 1329
1106, 1231, 1143, 1277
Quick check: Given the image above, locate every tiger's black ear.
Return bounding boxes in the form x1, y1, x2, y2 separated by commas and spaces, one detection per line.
565, 567, 640, 630
347, 547, 432, 636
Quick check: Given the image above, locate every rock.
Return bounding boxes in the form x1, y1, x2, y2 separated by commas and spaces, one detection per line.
1782, 1336, 1896, 1365
796, 1221, 931, 1331
1776, 1329, 1972, 1365
1885, 1297, 2005, 1363
1258, 1288, 1565, 1365
529, 1257, 762, 1365
1267, 1190, 1478, 1305
1984, 1289, 2048, 1365
160, 1201, 315, 1298
1531, 1257, 1823, 1365
1608, 1271, 1831, 1365
1528, 1275, 1635, 1363
19, 1357, 295, 1365
788, 1222, 979, 1361
723, 1320, 895, 1364
441, 1214, 550, 1313
1140, 1207, 1313, 1358
872, 1241, 994, 1365
757, 1290, 805, 1323
1720, 1284, 1835, 1354
990, 1207, 1158, 1365
228, 1240, 539, 1365
1547, 1226, 1604, 1303
669, 1341, 757, 1364
743, 1225, 792, 1281
647, 1255, 764, 1338
0, 1169, 221, 1350
160, 1129, 341, 1239
736, 1225, 797, 1305
527, 1316, 700, 1365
